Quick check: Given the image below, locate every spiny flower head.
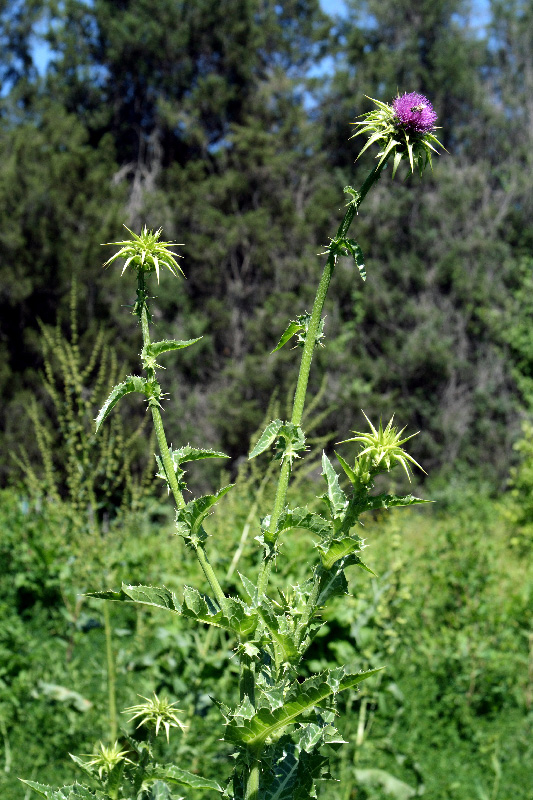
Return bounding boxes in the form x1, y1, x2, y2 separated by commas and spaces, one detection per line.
350, 93, 444, 177
78, 741, 132, 780
392, 92, 438, 134
124, 692, 186, 742
102, 225, 184, 282
339, 412, 424, 484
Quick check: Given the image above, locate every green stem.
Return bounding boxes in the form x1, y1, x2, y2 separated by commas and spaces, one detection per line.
256, 458, 290, 596
244, 757, 261, 800
290, 254, 336, 428
258, 161, 388, 599
240, 651, 256, 705
103, 602, 117, 742
295, 569, 323, 648
138, 290, 228, 614
149, 401, 185, 509
194, 542, 229, 614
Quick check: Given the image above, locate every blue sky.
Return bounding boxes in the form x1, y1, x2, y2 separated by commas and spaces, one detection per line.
32, 0, 491, 76
319, 0, 348, 14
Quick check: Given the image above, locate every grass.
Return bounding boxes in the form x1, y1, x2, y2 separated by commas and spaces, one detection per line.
0, 475, 531, 799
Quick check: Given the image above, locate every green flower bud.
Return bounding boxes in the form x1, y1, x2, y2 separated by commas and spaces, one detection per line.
103, 225, 184, 282
340, 412, 425, 483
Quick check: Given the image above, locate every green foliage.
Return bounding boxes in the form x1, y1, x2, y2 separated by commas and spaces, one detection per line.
2, 1, 533, 797
2, 0, 532, 483
505, 420, 533, 550
28, 153, 432, 800
2, 481, 531, 799
17, 283, 154, 524
223, 668, 382, 748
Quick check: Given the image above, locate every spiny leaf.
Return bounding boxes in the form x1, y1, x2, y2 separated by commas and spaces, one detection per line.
272, 321, 305, 353
153, 765, 223, 792
257, 603, 299, 664
174, 485, 234, 539
95, 376, 148, 432
276, 424, 306, 464
148, 781, 173, 800
334, 451, 357, 485
321, 453, 347, 518
249, 420, 283, 459
89, 583, 182, 611
20, 782, 101, 800
364, 493, 431, 513
314, 563, 350, 607
143, 338, 202, 359
69, 755, 95, 780
106, 761, 125, 799
342, 239, 366, 281
264, 741, 299, 800
239, 572, 258, 603
317, 538, 363, 570
225, 668, 383, 748
276, 508, 332, 540
88, 583, 257, 636
263, 733, 331, 800
171, 445, 228, 464
293, 750, 330, 800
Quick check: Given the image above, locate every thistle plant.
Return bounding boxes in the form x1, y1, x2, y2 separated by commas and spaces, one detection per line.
22, 93, 443, 800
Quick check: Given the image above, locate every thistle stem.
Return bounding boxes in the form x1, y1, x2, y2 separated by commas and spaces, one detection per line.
239, 651, 256, 705
295, 569, 323, 648
193, 542, 229, 614
244, 757, 261, 800
139, 295, 228, 614
103, 602, 117, 742
258, 161, 388, 599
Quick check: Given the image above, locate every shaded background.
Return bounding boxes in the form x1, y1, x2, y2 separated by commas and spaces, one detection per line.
1, 0, 532, 487
0, 3, 532, 799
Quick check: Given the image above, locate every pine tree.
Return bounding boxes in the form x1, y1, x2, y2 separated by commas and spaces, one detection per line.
314, 0, 520, 479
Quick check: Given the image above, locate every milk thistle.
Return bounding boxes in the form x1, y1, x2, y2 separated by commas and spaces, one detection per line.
22, 93, 444, 800
351, 92, 444, 177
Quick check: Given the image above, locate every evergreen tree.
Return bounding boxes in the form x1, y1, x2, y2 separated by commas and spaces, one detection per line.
314, 0, 520, 479
1, 0, 531, 485
0, 0, 333, 475
40, 0, 333, 457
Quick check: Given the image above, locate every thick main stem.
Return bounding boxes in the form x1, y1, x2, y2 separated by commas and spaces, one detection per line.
103, 602, 117, 742
244, 757, 261, 800
240, 651, 256, 705
257, 161, 388, 599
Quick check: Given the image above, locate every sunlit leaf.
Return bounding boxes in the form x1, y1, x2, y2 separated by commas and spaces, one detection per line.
143, 338, 202, 359
174, 485, 234, 539
153, 765, 223, 792
272, 321, 305, 353
249, 420, 283, 459
95, 375, 148, 432
321, 453, 347, 518
225, 668, 382, 747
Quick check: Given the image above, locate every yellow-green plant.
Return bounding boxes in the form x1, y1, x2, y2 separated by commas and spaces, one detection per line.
22, 93, 444, 800
19, 280, 154, 528
17, 282, 158, 743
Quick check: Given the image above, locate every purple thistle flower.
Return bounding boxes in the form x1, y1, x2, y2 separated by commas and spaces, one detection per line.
392, 92, 437, 134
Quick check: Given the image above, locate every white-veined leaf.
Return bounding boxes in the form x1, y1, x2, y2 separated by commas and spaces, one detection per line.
249, 420, 283, 459
143, 338, 202, 359
321, 453, 347, 518
88, 583, 257, 637
272, 321, 305, 353
225, 668, 382, 747
95, 375, 147, 432
174, 485, 234, 539
153, 765, 223, 792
